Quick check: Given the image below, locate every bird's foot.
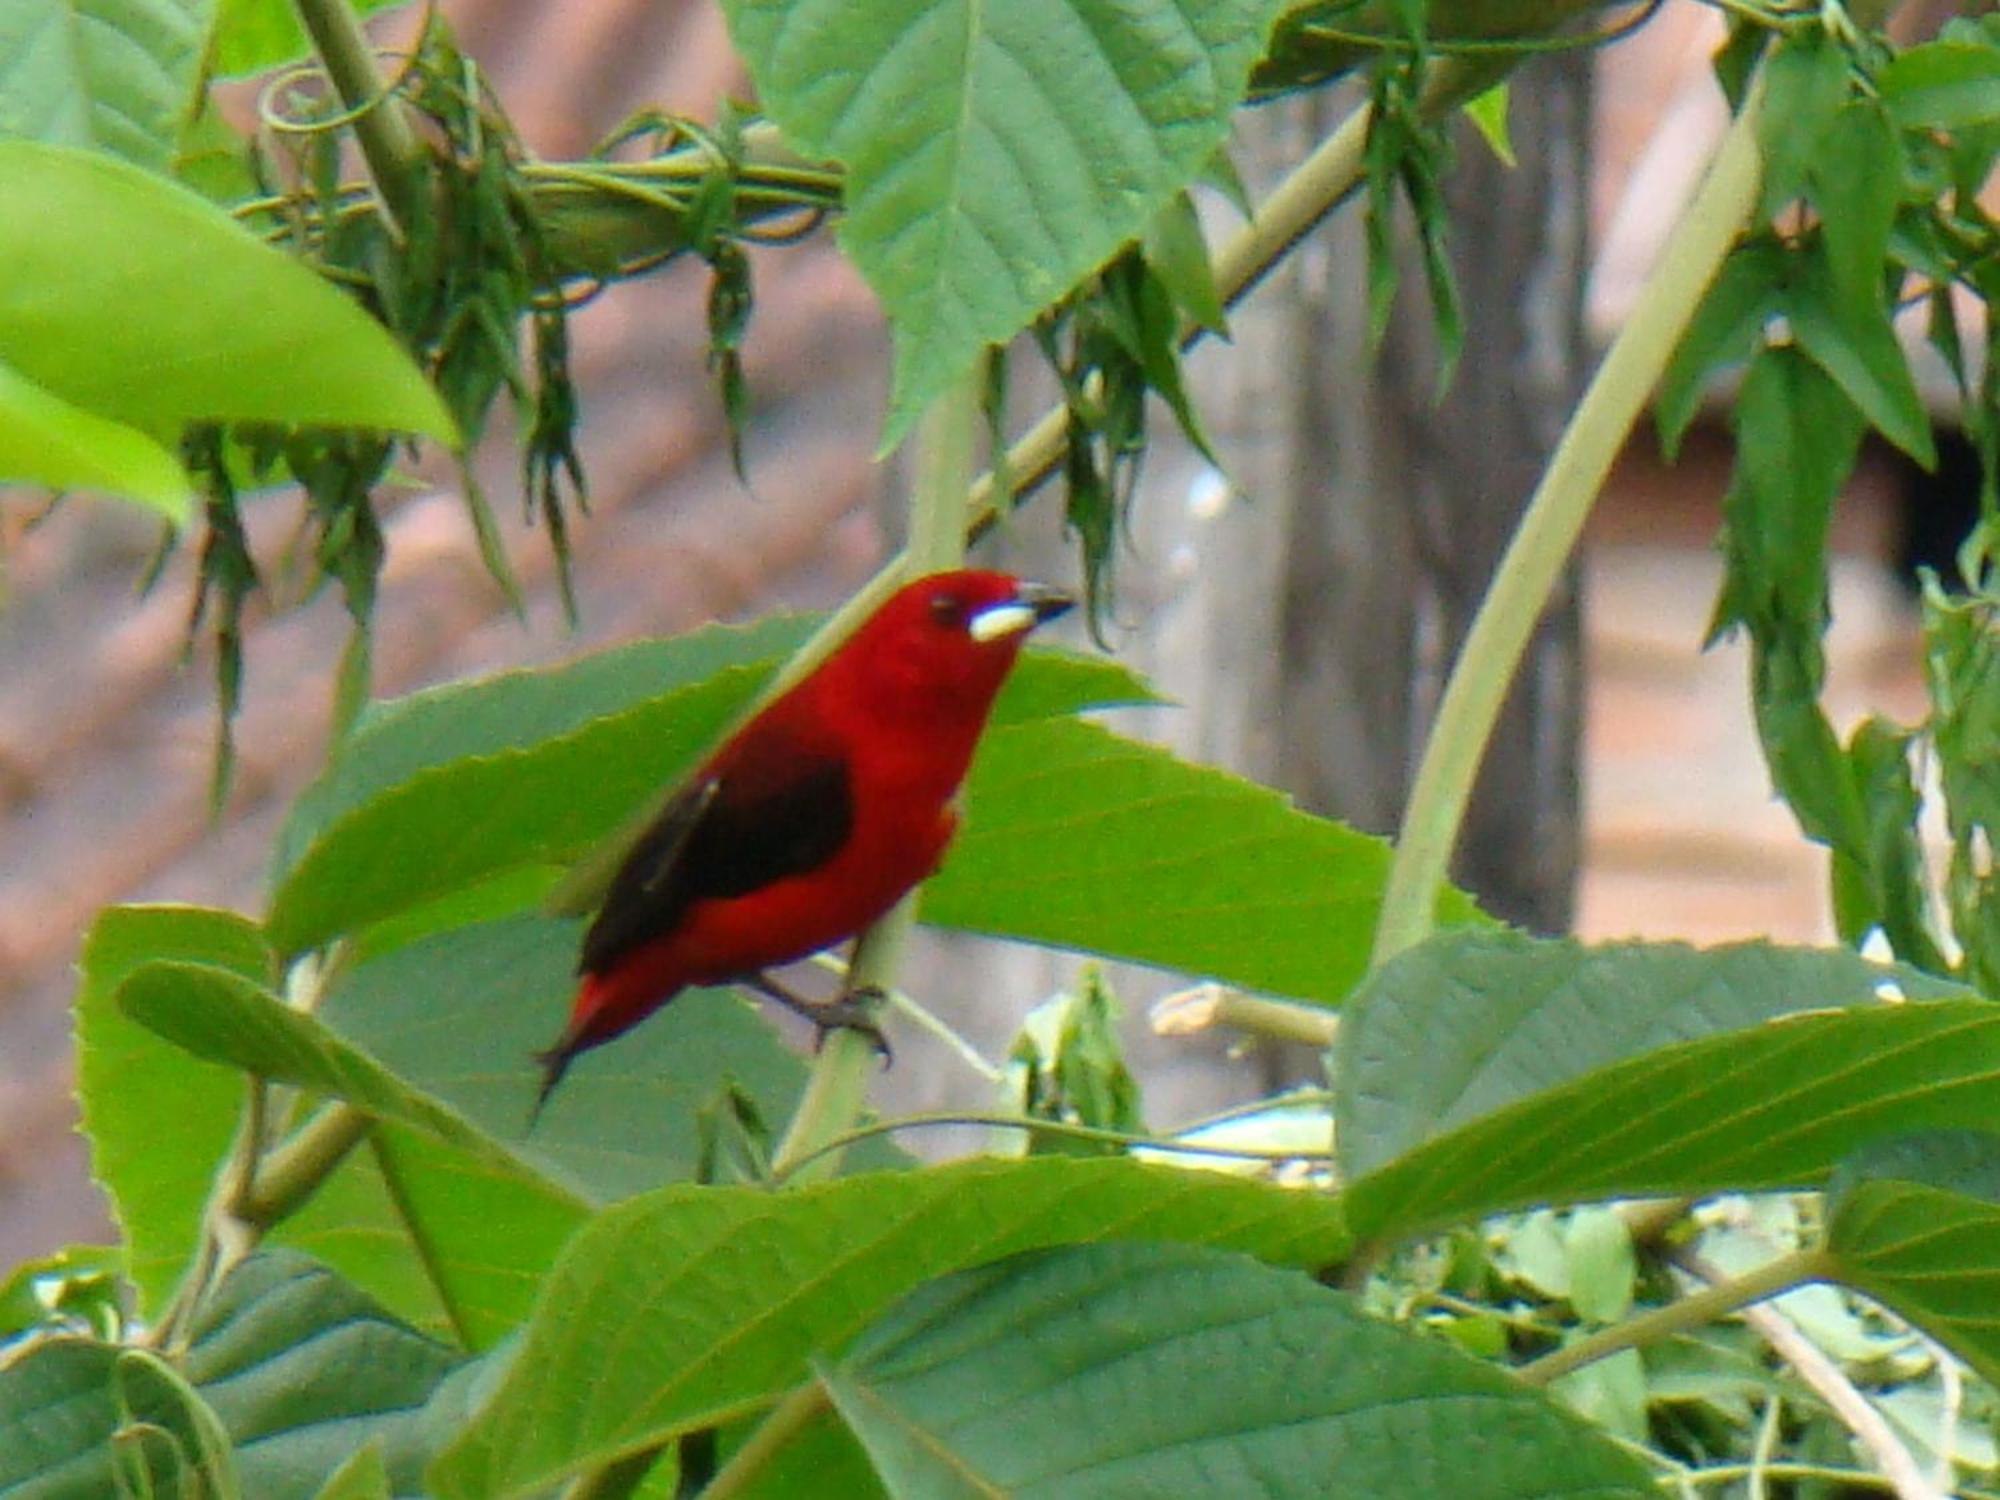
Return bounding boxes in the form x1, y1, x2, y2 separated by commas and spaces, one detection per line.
743, 975, 892, 1066
810, 987, 892, 1067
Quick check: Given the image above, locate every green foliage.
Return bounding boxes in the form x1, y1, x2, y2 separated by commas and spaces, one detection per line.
718, 0, 1285, 448
820, 1242, 1655, 1498
0, 1252, 466, 1499
428, 1158, 1354, 1498
18, 0, 2000, 1495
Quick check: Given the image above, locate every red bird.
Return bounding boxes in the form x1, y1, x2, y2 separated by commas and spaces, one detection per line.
533, 570, 1073, 1113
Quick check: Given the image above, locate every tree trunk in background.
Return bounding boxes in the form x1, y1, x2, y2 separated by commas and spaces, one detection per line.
895, 59, 1594, 1125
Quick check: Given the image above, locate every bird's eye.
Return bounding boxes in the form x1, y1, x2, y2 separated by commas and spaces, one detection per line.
928, 593, 963, 625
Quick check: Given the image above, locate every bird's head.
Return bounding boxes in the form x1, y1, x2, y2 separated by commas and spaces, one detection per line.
845, 569, 1075, 719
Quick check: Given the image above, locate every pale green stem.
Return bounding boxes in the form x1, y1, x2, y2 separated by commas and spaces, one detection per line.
288, 0, 429, 237
1370, 70, 1769, 966
769, 1109, 1337, 1186
769, 365, 981, 1181
1515, 1244, 1824, 1388
1150, 985, 1341, 1047
697, 1381, 832, 1500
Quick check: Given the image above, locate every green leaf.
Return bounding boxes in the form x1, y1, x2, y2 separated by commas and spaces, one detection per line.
1335, 931, 1933, 1179
210, 0, 409, 78
1879, 41, 2000, 130
0, 0, 211, 170
75, 904, 272, 1315
1656, 240, 1783, 457
312, 1445, 392, 1500
820, 1242, 1654, 1499
1462, 82, 1514, 167
1142, 190, 1227, 334
718, 0, 1283, 447
1333, 930, 1989, 1243
1827, 1130, 2000, 1384
0, 352, 193, 519
1807, 102, 1902, 319
1756, 29, 1851, 218
427, 1158, 1353, 1499
268, 634, 1151, 955
0, 1252, 465, 1500
1788, 246, 1935, 466
0, 140, 456, 442
932, 716, 1482, 1006
115, 959, 580, 1196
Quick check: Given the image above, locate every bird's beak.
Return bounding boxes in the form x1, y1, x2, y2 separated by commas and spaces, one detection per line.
968, 582, 1075, 642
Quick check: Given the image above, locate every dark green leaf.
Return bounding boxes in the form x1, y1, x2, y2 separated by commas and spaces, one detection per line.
1788, 246, 1935, 466
427, 1158, 1354, 1499
1656, 240, 1784, 457
1807, 102, 1902, 318
822, 1243, 1655, 1498
1757, 31, 1851, 218
1334, 930, 1947, 1179
0, 1252, 465, 1500
1827, 1131, 2000, 1384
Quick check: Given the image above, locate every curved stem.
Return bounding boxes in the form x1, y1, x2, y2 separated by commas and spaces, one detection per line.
1516, 1243, 1824, 1388
1369, 68, 1769, 966
697, 1381, 831, 1500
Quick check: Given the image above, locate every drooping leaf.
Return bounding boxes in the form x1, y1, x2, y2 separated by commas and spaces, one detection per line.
928, 715, 1485, 1006
1756, 29, 1851, 218
821, 1242, 1654, 1499
1827, 1130, 2000, 1385
0, 353, 193, 520
1808, 102, 1903, 318
0, 1252, 465, 1500
427, 1158, 1352, 1499
0, 140, 456, 442
1655, 239, 1784, 456
717, 0, 1284, 446
0, 0, 211, 170
1787, 245, 1935, 467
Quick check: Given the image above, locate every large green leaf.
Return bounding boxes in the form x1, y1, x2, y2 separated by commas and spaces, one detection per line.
0, 1251, 465, 1500
719, 0, 1282, 445
1827, 1131, 2000, 1385
1334, 931, 1949, 1179
0, 141, 455, 440
316, 915, 890, 1201
930, 715, 1482, 1006
0, 0, 211, 170
266, 639, 1157, 956
1341, 994, 2000, 1247
427, 1158, 1352, 1498
0, 352, 192, 519
821, 1242, 1655, 1498
74, 904, 271, 1314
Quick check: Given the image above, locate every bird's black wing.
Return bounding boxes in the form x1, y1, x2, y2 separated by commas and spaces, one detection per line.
578, 749, 853, 976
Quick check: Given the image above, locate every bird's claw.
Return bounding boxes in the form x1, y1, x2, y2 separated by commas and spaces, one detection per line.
809, 988, 892, 1068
